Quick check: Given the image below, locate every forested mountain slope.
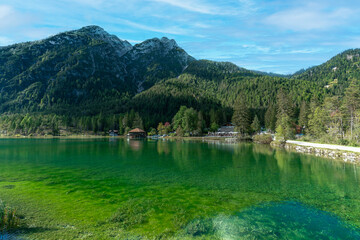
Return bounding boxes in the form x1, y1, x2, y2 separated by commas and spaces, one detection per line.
0, 26, 193, 115
292, 49, 360, 96
0, 26, 360, 130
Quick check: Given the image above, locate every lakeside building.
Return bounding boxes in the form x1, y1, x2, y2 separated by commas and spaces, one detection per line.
128, 128, 146, 139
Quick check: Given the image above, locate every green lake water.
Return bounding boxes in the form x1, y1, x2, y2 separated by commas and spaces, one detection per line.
1, 138, 360, 239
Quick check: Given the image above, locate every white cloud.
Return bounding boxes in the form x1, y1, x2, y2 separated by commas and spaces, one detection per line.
265, 5, 354, 31
67, 0, 106, 8
150, 0, 236, 15
118, 19, 189, 35
288, 49, 322, 54
0, 5, 34, 30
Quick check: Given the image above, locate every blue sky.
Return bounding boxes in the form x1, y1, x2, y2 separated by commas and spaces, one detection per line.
0, 0, 359, 74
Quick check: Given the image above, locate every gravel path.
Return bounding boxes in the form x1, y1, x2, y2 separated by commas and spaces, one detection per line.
287, 140, 360, 153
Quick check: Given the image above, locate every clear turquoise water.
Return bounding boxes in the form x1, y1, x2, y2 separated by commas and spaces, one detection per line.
0, 138, 360, 239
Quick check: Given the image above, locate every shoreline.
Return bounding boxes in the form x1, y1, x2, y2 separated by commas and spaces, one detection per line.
277, 140, 360, 164
0, 135, 234, 141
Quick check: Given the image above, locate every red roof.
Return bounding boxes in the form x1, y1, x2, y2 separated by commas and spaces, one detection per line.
129, 128, 146, 133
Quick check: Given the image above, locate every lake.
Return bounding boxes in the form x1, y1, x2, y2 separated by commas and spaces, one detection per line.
0, 138, 360, 239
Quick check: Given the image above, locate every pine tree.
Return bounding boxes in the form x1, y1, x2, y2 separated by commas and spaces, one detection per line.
275, 114, 294, 141
275, 90, 295, 140
298, 101, 308, 131
265, 103, 277, 132
196, 111, 205, 134
251, 115, 261, 134
232, 96, 251, 135
343, 79, 360, 140
132, 112, 143, 129
183, 107, 197, 134
172, 106, 187, 130
277, 89, 294, 118
308, 106, 327, 139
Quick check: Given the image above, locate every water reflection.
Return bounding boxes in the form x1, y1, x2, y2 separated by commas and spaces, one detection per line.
127, 139, 144, 152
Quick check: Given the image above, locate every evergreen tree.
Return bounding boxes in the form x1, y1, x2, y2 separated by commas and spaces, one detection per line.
210, 122, 219, 132
172, 106, 187, 130
277, 89, 294, 118
251, 115, 261, 134
275, 114, 294, 141
196, 111, 205, 134
343, 79, 360, 140
298, 101, 308, 129
308, 106, 327, 139
276, 90, 295, 140
118, 116, 124, 135
232, 96, 251, 135
132, 112, 144, 129
183, 108, 198, 134
265, 103, 277, 132
122, 113, 129, 130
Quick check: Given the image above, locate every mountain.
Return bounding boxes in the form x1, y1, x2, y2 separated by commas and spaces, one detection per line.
0, 26, 193, 115
292, 49, 360, 96
1, 26, 360, 129
132, 49, 360, 125
123, 37, 194, 91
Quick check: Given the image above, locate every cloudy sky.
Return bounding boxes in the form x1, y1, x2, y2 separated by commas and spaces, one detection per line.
0, 0, 359, 74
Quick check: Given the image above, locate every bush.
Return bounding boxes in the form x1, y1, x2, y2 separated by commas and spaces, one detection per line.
0, 201, 20, 232
253, 134, 273, 144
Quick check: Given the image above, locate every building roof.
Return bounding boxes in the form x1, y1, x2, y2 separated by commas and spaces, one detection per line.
129, 128, 146, 133
217, 125, 236, 133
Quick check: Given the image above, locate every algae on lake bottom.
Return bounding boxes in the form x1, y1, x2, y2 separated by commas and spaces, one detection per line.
0, 139, 359, 239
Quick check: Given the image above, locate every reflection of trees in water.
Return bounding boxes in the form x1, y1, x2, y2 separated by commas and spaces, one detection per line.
156, 140, 170, 155
128, 140, 143, 151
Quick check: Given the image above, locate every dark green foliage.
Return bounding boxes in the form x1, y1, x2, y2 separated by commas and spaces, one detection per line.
232, 96, 251, 135
275, 90, 295, 140
265, 103, 277, 132
298, 101, 308, 129
253, 134, 273, 144
172, 106, 201, 135
276, 114, 295, 141
308, 107, 327, 139
0, 111, 143, 136
343, 79, 360, 140
251, 115, 261, 133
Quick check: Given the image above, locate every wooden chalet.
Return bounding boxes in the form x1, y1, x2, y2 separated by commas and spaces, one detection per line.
128, 128, 146, 139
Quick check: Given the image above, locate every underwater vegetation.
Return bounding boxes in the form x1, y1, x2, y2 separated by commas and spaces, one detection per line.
177, 202, 360, 239
0, 139, 360, 239
0, 200, 20, 232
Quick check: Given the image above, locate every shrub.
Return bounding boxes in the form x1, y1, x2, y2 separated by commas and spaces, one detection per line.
253, 134, 273, 144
